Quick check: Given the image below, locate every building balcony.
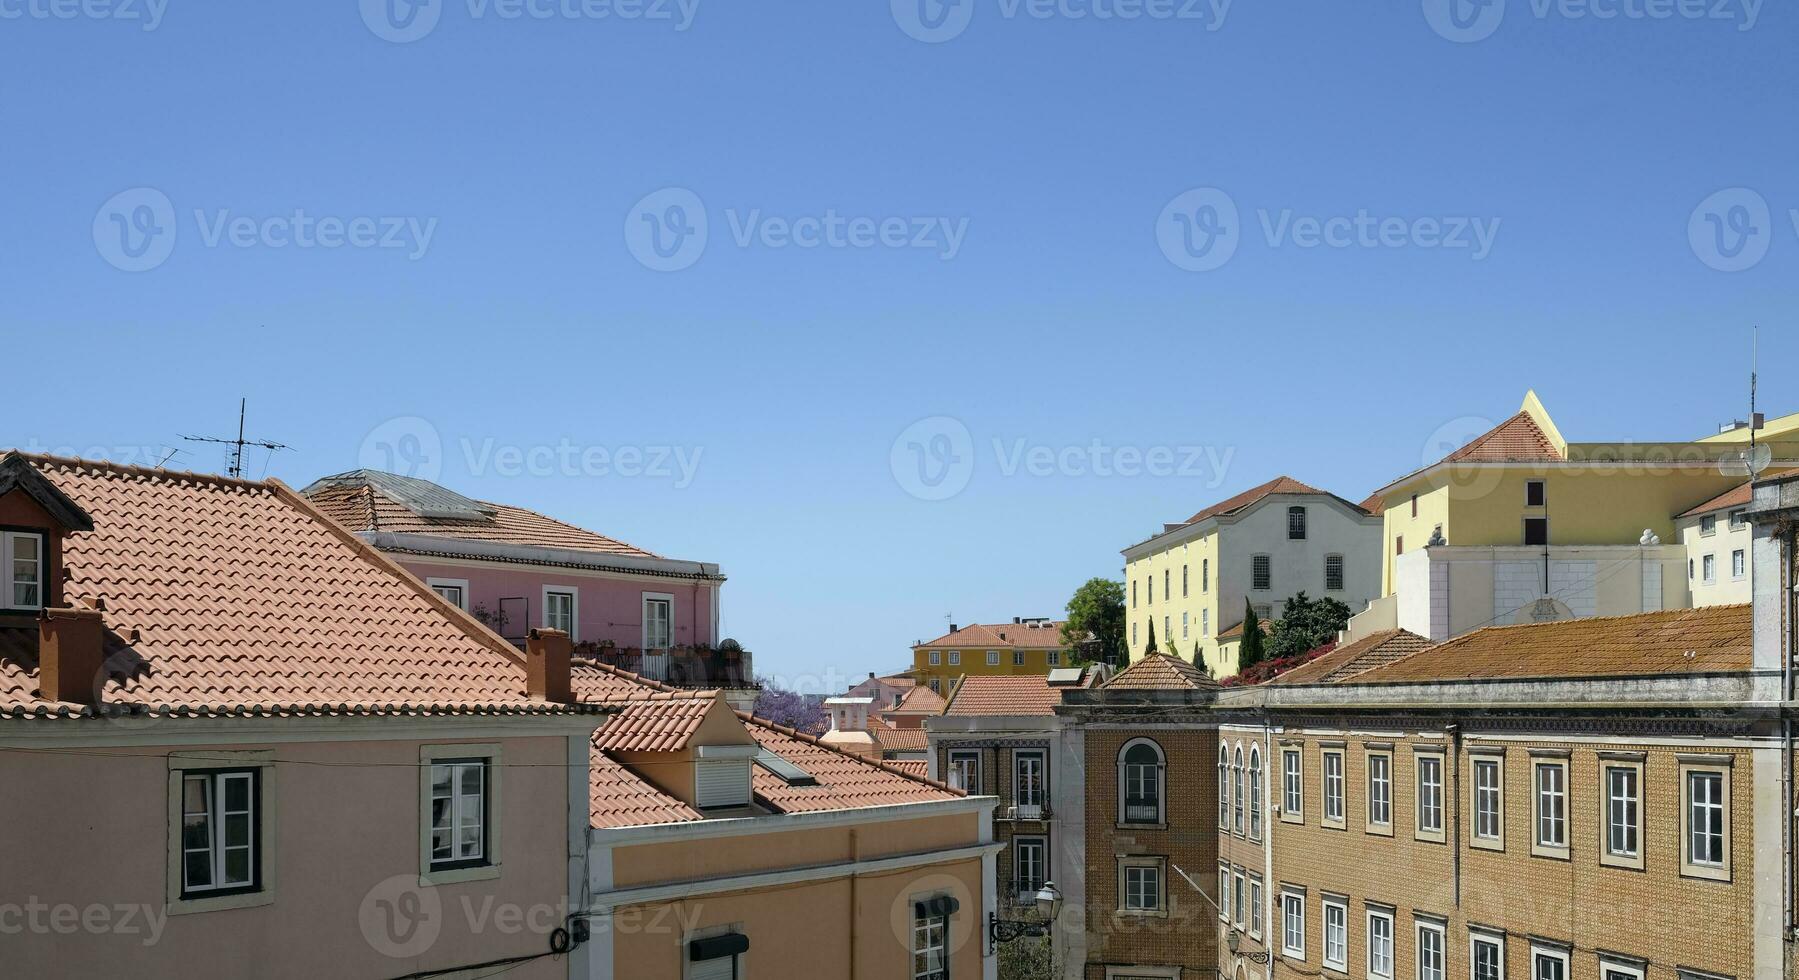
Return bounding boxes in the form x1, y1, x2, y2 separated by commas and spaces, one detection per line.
573, 641, 758, 692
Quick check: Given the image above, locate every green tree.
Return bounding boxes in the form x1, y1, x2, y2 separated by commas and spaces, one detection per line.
1194, 641, 1211, 676
1144, 618, 1159, 656
1266, 591, 1353, 660
997, 935, 1056, 980
1237, 598, 1267, 672
1061, 578, 1125, 666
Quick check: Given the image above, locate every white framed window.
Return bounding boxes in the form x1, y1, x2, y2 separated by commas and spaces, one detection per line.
1471, 753, 1504, 849
1471, 930, 1505, 980
1366, 749, 1393, 832
949, 650, 961, 666
1013, 749, 1046, 813
1047, 650, 1060, 666
949, 750, 981, 794
1729, 507, 1748, 529
420, 743, 501, 885
1132, 622, 1138, 646
1599, 957, 1647, 980
178, 769, 260, 898
1321, 747, 1345, 827
1681, 759, 1731, 881
1280, 745, 1303, 822
1533, 756, 1569, 858
1531, 944, 1570, 980
1232, 869, 1245, 927
1702, 554, 1717, 584
912, 896, 950, 980
1288, 506, 1307, 539
1202, 609, 1210, 635
641, 591, 672, 649
1700, 514, 1717, 536
3, 530, 45, 610
1321, 897, 1347, 971
1218, 863, 1231, 923
1013, 835, 1048, 899
1218, 745, 1232, 829
1232, 746, 1245, 835
1181, 611, 1189, 639
1325, 554, 1344, 591
1012, 649, 1025, 666
1416, 751, 1445, 841
544, 587, 579, 640
1119, 738, 1164, 825
426, 577, 470, 610
1366, 907, 1395, 980
1416, 919, 1446, 980
1252, 554, 1272, 591
1601, 755, 1644, 869
1248, 745, 1263, 841
929, 650, 941, 666
1249, 876, 1263, 938
1280, 890, 1305, 958
987, 650, 1000, 666
1119, 858, 1164, 914
1732, 549, 1746, 579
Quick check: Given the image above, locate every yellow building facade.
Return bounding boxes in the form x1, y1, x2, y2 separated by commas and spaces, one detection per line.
910, 618, 1069, 695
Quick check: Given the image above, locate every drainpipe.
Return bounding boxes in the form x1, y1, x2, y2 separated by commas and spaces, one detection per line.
1447, 722, 1462, 908
849, 826, 859, 980
1784, 527, 1795, 975
1262, 715, 1275, 980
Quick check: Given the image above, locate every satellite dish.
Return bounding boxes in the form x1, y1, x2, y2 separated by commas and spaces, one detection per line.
1719, 444, 1771, 479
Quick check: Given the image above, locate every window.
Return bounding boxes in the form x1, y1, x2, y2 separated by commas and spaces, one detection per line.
1120, 739, 1164, 825
1132, 623, 1138, 646
1602, 758, 1643, 868
1252, 555, 1272, 591
1163, 616, 1170, 644
3, 531, 44, 610
1146, 576, 1152, 605
1472, 755, 1503, 847
1410, 493, 1418, 518
1182, 564, 1189, 596
1218, 864, 1231, 922
429, 758, 489, 870
427, 577, 469, 610
1366, 750, 1392, 830
1288, 506, 1307, 539
929, 650, 941, 666
1281, 747, 1302, 820
1682, 762, 1731, 880
1013, 836, 1047, 897
1322, 748, 1345, 826
1321, 898, 1347, 970
1416, 752, 1445, 840
1533, 757, 1568, 857
1324, 554, 1344, 591
1416, 920, 1446, 980
987, 650, 1000, 666
1524, 517, 1549, 546
1281, 891, 1305, 957
1733, 549, 1746, 579
1120, 859, 1163, 913
1163, 569, 1170, 599
949, 650, 961, 665
911, 897, 949, 980
949, 751, 981, 794
1701, 514, 1718, 535
1202, 610, 1210, 635
1132, 579, 1137, 607
1217, 745, 1231, 829
1532, 945, 1570, 980
1526, 479, 1547, 507
1703, 554, 1717, 584
1013, 750, 1046, 814
1232, 746, 1245, 835
929, 678, 941, 695
1471, 932, 1505, 980
1048, 649, 1061, 666
1181, 611, 1189, 639
1689, 558, 1695, 580
1232, 870, 1245, 927
178, 769, 260, 898
1202, 558, 1209, 591
1248, 745, 1263, 840
1600, 959, 1648, 980
1367, 908, 1394, 980
543, 587, 578, 639
1396, 535, 1404, 555
1012, 650, 1025, 666
1249, 877, 1263, 938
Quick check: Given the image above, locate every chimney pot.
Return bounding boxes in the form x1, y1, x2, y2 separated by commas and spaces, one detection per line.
526, 627, 574, 704
39, 607, 105, 706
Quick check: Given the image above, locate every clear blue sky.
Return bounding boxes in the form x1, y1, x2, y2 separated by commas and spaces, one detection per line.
4, 0, 1795, 691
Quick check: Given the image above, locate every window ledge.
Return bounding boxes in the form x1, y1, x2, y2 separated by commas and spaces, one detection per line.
1115, 908, 1169, 919
1680, 865, 1731, 884
1599, 853, 1646, 872
1364, 824, 1394, 838
421, 863, 501, 887
1531, 845, 1570, 861
1117, 822, 1167, 832
1470, 839, 1504, 852
1279, 814, 1304, 825
168, 889, 274, 917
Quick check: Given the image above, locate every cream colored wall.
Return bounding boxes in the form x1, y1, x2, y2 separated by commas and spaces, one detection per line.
1125, 528, 1219, 669
1381, 485, 1450, 596
610, 812, 980, 887
1681, 514, 1755, 606
0, 733, 575, 980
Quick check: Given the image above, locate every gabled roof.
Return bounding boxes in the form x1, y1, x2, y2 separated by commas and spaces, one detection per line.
593, 698, 718, 753
303, 469, 661, 559
0, 451, 94, 531
1267, 629, 1431, 686
917, 621, 1066, 649
1678, 481, 1755, 519
0, 454, 602, 720
1347, 606, 1751, 685
884, 685, 946, 715
1217, 618, 1273, 642
871, 724, 929, 753
943, 674, 1064, 716
1182, 475, 1361, 525
1440, 412, 1563, 464
1104, 652, 1219, 691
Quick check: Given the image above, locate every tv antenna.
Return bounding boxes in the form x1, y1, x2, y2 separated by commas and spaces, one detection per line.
183, 399, 290, 479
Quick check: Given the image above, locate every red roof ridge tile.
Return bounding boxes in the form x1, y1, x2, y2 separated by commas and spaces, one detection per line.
2, 450, 274, 494
735, 709, 966, 796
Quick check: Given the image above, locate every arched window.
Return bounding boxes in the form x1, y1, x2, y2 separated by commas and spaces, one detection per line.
1233, 746, 1246, 834
1119, 738, 1165, 825
1248, 745, 1264, 840
1218, 745, 1231, 829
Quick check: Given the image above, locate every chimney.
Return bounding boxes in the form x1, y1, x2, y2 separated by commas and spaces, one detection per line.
525, 628, 574, 704
949, 623, 957, 633
1013, 616, 1021, 624
39, 607, 105, 706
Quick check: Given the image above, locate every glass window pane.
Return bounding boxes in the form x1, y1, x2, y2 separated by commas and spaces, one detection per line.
185, 848, 213, 889
224, 847, 251, 885
432, 764, 452, 798
224, 774, 250, 812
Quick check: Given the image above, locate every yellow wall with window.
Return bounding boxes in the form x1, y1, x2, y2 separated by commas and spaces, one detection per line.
1124, 530, 1221, 672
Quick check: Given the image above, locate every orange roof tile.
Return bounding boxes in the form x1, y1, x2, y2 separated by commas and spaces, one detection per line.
1182, 475, 1354, 524
1442, 412, 1563, 464
1678, 481, 1754, 519
1349, 606, 1751, 685
1267, 630, 1431, 685
746, 718, 961, 814
593, 699, 715, 753
885, 685, 946, 715
872, 725, 929, 753
0, 454, 600, 720
590, 753, 704, 829
943, 675, 1064, 716
1217, 618, 1272, 641
888, 760, 929, 778
917, 621, 1066, 649
1105, 652, 1219, 691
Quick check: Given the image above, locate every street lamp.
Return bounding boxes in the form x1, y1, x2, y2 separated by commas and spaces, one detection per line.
1226, 927, 1271, 964
988, 881, 1062, 945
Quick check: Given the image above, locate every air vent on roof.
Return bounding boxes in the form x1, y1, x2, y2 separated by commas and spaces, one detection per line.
755, 748, 817, 786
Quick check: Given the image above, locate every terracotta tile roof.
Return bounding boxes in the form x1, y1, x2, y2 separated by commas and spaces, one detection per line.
885, 685, 946, 715
872, 725, 929, 753
1217, 618, 1272, 641
1267, 630, 1432, 685
592, 698, 714, 753
1442, 412, 1563, 464
747, 718, 961, 814
1348, 605, 1751, 685
888, 760, 929, 778
1104, 652, 1219, 691
303, 470, 660, 559
590, 753, 703, 829
943, 675, 1063, 716
1358, 493, 1387, 517
0, 454, 601, 720
917, 621, 1066, 649
1678, 481, 1754, 519
1182, 476, 1348, 524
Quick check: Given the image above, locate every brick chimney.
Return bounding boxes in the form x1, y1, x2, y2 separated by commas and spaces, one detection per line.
39, 607, 105, 706
526, 627, 574, 704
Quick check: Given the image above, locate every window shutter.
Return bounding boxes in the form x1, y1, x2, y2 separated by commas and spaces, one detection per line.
688, 955, 735, 980
695, 760, 752, 809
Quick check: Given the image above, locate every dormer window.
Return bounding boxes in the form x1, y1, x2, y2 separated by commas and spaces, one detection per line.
4, 531, 44, 610
694, 745, 757, 809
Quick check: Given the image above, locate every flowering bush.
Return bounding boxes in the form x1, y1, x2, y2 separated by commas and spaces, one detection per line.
1220, 641, 1336, 687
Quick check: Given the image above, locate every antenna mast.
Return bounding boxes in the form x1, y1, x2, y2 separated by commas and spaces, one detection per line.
182, 399, 290, 478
